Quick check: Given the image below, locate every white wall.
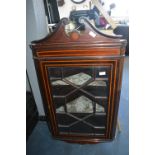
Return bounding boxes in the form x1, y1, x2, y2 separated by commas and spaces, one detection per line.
26, 0, 48, 115
58, 0, 129, 20
26, 75, 31, 92
58, 0, 91, 18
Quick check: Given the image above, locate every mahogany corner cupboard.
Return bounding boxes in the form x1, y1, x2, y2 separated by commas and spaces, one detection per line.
30, 17, 127, 144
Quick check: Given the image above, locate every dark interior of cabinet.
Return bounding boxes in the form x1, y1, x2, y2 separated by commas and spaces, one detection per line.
47, 66, 111, 136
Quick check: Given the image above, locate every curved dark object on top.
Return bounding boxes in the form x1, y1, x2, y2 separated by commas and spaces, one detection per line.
71, 0, 86, 4
79, 17, 122, 38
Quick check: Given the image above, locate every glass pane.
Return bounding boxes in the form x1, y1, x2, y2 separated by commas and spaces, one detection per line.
48, 66, 110, 135
66, 95, 93, 113
96, 103, 105, 113
63, 67, 93, 86
48, 67, 62, 79
70, 122, 94, 134
85, 115, 106, 127
56, 113, 77, 126
65, 72, 92, 86
52, 80, 68, 85
95, 66, 110, 79
52, 80, 75, 96
56, 106, 65, 112
88, 81, 106, 86
83, 81, 108, 97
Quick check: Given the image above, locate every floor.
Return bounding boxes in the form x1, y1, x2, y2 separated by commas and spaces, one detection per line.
26, 57, 129, 155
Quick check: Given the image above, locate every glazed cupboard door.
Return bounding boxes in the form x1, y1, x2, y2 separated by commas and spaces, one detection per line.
48, 66, 109, 136
39, 60, 117, 140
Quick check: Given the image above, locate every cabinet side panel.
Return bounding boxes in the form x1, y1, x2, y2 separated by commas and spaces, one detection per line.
33, 59, 58, 136
110, 57, 125, 138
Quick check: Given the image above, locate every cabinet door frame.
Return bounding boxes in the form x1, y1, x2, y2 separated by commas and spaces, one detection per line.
35, 57, 122, 142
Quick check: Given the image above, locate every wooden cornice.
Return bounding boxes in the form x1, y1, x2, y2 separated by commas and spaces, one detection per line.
31, 17, 127, 52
